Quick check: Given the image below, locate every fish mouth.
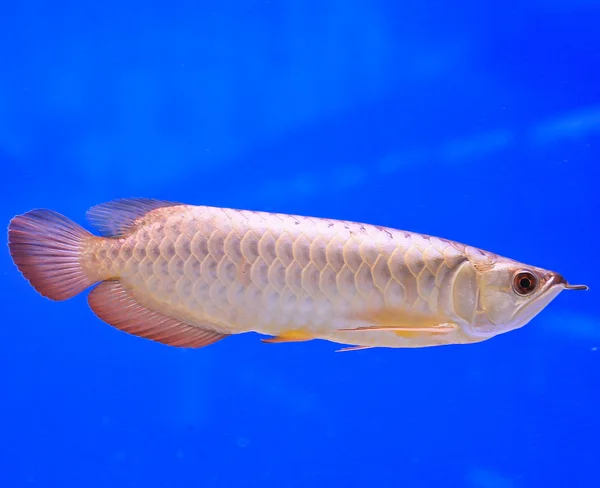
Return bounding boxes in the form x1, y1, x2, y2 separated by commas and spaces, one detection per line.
468, 272, 588, 340
512, 287, 562, 329
548, 273, 589, 291
511, 273, 588, 326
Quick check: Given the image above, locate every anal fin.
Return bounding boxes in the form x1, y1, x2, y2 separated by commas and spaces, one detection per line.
88, 281, 228, 348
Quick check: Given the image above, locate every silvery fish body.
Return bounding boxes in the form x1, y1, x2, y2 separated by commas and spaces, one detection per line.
8, 198, 588, 351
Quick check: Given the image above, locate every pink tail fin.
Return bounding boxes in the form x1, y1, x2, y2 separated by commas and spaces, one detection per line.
8, 209, 96, 301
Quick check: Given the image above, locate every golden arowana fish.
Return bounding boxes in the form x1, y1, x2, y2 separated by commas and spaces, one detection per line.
7, 198, 588, 351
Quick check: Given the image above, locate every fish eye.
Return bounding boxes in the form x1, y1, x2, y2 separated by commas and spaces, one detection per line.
513, 271, 538, 296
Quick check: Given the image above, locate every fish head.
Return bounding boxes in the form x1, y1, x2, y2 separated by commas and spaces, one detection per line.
470, 259, 588, 339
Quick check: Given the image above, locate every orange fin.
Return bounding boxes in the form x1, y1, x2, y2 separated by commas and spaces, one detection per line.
341, 324, 456, 338
261, 330, 314, 344
86, 197, 180, 237
88, 281, 228, 348
8, 209, 96, 301
335, 345, 376, 352
340, 308, 457, 338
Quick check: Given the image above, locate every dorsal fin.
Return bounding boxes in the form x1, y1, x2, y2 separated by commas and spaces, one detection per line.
86, 197, 180, 237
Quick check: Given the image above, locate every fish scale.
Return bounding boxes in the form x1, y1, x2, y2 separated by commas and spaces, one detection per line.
8, 198, 587, 350
85, 206, 466, 339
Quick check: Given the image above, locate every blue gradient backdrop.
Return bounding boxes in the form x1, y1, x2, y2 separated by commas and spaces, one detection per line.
1, 1, 598, 487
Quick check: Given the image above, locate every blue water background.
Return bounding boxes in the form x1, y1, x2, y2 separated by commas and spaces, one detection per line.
1, 1, 599, 487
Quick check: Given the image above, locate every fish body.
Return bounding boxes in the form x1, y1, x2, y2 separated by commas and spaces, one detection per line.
7, 198, 588, 351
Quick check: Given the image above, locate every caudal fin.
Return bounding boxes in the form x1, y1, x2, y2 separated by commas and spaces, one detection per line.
8, 209, 97, 301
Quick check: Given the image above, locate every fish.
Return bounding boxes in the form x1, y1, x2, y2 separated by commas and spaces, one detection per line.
7, 197, 588, 351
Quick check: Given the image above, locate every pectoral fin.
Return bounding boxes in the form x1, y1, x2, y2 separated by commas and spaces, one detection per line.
340, 308, 457, 338
341, 324, 456, 338
335, 345, 377, 352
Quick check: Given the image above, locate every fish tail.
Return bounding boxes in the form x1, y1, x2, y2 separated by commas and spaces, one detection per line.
8, 209, 100, 301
